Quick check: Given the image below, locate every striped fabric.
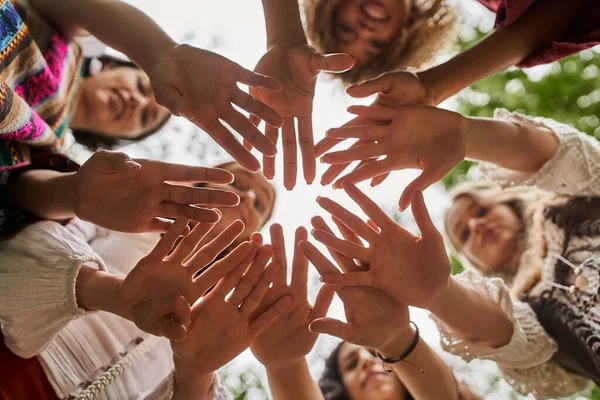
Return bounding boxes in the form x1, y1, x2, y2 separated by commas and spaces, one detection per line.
0, 0, 83, 170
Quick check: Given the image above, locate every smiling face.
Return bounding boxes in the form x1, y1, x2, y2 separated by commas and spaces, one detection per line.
334, 0, 411, 65
73, 66, 170, 139
446, 195, 522, 273
203, 163, 276, 243
338, 343, 406, 400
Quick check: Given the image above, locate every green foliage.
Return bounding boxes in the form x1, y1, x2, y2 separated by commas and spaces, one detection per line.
449, 254, 465, 275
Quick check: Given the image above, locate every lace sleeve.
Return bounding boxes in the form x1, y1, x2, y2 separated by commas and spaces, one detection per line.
431, 270, 557, 368
499, 361, 591, 399
479, 109, 600, 197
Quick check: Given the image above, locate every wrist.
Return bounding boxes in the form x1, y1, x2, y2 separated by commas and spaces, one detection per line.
76, 265, 127, 317
142, 37, 178, 75
377, 327, 416, 360
428, 277, 455, 316
173, 371, 215, 400
265, 357, 308, 374
417, 68, 443, 106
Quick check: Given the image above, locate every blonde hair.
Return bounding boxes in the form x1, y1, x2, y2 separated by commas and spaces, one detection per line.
444, 180, 565, 297
303, 0, 458, 85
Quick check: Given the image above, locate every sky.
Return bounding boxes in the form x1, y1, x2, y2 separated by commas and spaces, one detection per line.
76, 0, 551, 398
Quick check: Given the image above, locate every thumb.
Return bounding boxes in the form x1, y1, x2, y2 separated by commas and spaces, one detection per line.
311, 52, 356, 74
346, 73, 392, 98
153, 83, 186, 118
309, 318, 357, 342
398, 170, 436, 211
89, 151, 141, 175
411, 190, 438, 240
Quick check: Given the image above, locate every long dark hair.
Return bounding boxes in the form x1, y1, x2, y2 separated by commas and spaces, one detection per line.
319, 342, 414, 400
71, 55, 171, 150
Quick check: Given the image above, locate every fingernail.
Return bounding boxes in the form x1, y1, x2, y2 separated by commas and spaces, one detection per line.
316, 196, 322, 202
319, 276, 324, 282
311, 229, 316, 236
319, 156, 326, 163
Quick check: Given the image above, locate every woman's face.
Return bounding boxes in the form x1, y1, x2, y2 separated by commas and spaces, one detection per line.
338, 343, 406, 400
334, 0, 411, 65
75, 66, 169, 138
446, 196, 521, 273
204, 164, 275, 242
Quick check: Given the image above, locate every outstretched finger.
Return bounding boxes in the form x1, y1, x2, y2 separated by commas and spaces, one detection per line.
298, 116, 316, 185
233, 90, 282, 129
270, 223, 288, 287
309, 317, 359, 343
370, 172, 390, 187
238, 68, 283, 92
239, 261, 280, 316
298, 240, 341, 276
310, 53, 356, 74
399, 169, 439, 211
312, 229, 369, 260
315, 136, 343, 158
146, 217, 190, 261
209, 241, 259, 298
320, 271, 373, 287
346, 73, 393, 99
321, 143, 383, 165
228, 244, 273, 305
311, 216, 357, 273
410, 190, 440, 241
201, 119, 260, 171
342, 182, 391, 229
290, 227, 309, 296
169, 221, 217, 263
326, 125, 384, 140
282, 118, 297, 190
316, 196, 376, 243
225, 107, 277, 157
333, 159, 392, 189
248, 295, 293, 337
311, 284, 336, 320
163, 184, 240, 207
347, 105, 395, 121
263, 124, 279, 180
187, 220, 246, 271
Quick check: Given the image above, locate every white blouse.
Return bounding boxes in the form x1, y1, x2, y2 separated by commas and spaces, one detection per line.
434, 109, 600, 398
0, 219, 230, 400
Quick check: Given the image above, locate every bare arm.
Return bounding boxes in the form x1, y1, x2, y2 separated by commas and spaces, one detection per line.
261, 0, 307, 47
266, 359, 324, 400
379, 327, 467, 400
421, 0, 587, 104
11, 169, 76, 220
28, 0, 175, 73
463, 115, 559, 173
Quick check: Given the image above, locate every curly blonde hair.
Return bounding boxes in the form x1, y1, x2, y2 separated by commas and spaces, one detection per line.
303, 0, 458, 85
444, 180, 565, 298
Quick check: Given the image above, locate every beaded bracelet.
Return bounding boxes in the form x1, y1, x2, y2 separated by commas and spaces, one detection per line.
376, 322, 424, 373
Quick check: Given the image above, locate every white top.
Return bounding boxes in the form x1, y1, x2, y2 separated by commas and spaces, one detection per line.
0, 219, 230, 400
434, 109, 600, 398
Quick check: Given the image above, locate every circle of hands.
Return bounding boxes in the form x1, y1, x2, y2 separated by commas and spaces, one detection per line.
83, 41, 469, 388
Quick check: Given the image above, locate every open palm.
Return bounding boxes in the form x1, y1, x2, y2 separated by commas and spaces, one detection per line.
250, 44, 355, 189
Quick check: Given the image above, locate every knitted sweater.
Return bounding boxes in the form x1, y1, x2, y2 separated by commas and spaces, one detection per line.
433, 109, 600, 398
0, 218, 230, 400
0, 0, 84, 170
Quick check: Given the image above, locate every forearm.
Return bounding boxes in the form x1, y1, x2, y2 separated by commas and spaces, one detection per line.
379, 329, 460, 400
463, 115, 558, 173
11, 170, 77, 220
421, 0, 587, 104
261, 0, 307, 47
29, 0, 175, 73
429, 278, 513, 349
172, 372, 216, 400
266, 358, 324, 400
76, 264, 127, 318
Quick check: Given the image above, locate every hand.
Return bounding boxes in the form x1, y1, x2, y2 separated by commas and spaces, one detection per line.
322, 105, 466, 210
172, 236, 292, 381
250, 44, 355, 189
149, 44, 284, 171
75, 150, 240, 233
249, 224, 335, 368
118, 218, 252, 341
314, 182, 450, 310
300, 217, 410, 353
316, 71, 434, 187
